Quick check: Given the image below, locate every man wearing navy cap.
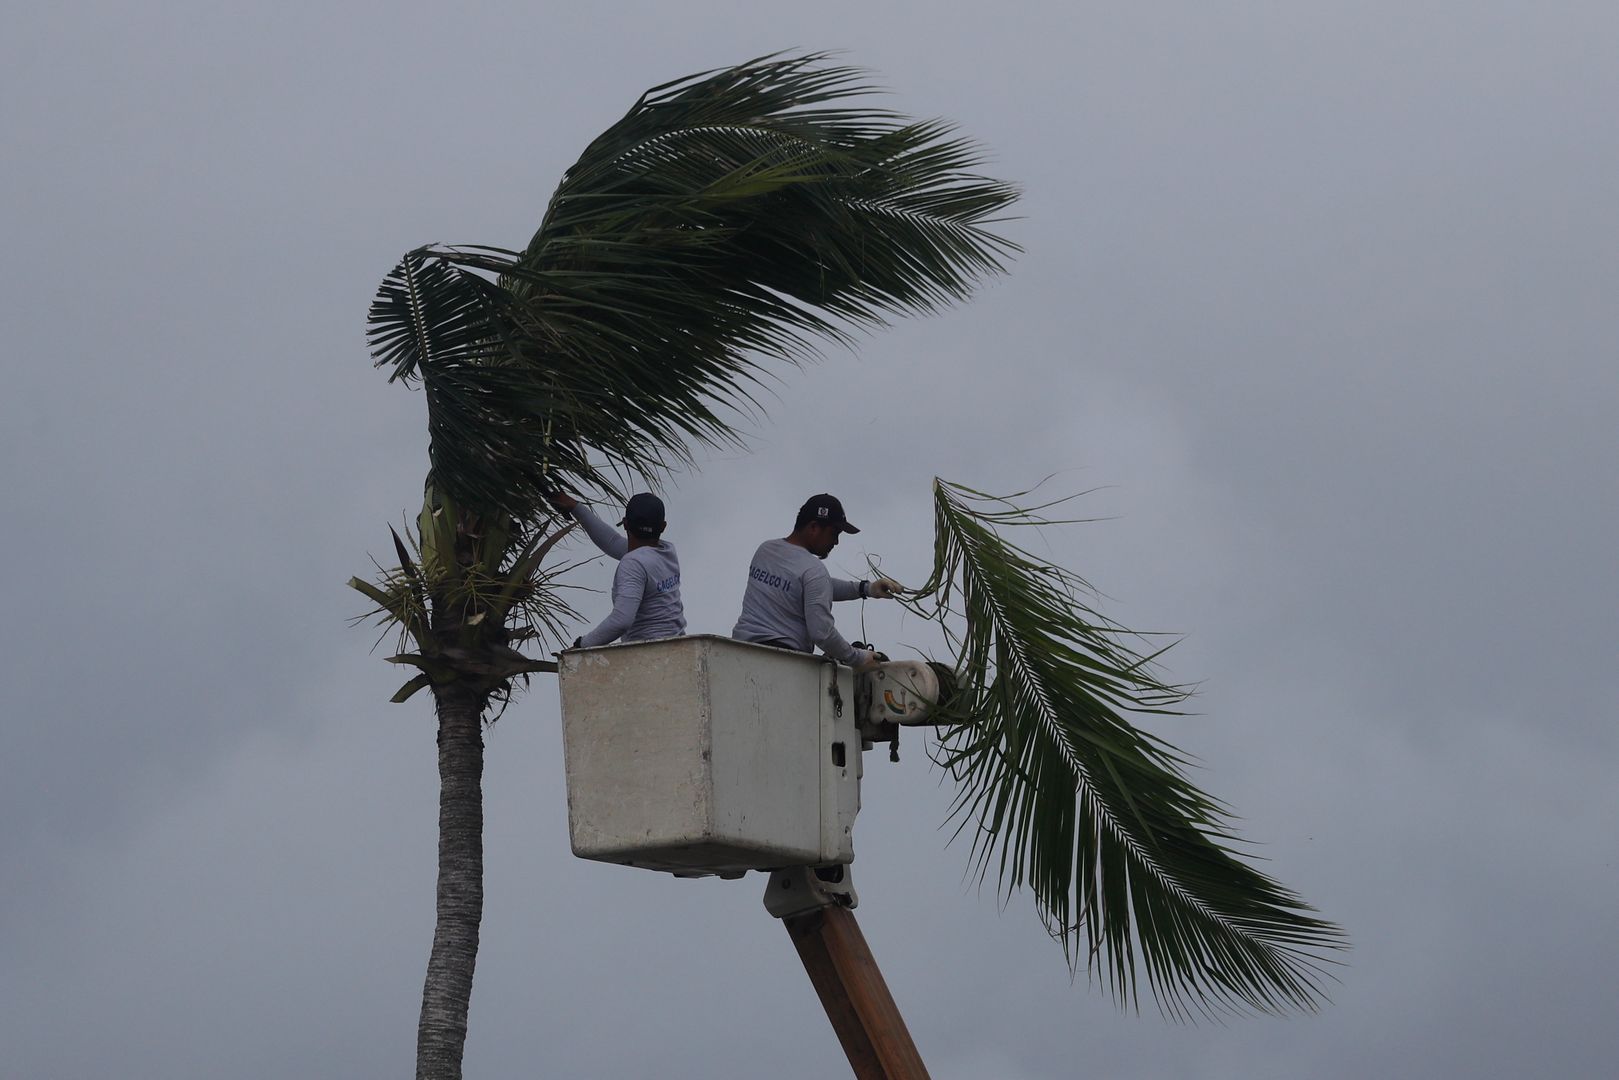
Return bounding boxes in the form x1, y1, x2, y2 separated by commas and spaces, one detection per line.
548, 490, 685, 648
731, 494, 904, 668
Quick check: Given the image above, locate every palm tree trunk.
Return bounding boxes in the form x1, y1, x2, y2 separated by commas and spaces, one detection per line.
416, 683, 487, 1080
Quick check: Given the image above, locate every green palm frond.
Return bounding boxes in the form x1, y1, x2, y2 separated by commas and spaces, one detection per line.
367, 249, 511, 384
528, 52, 1018, 322
907, 479, 1345, 1018
365, 53, 1019, 523
366, 248, 653, 514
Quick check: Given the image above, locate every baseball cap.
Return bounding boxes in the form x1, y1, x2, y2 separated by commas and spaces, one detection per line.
620, 492, 666, 538
799, 493, 860, 534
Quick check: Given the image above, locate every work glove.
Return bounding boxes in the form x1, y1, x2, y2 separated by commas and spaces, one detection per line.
867, 577, 905, 599
852, 642, 890, 664
854, 649, 882, 672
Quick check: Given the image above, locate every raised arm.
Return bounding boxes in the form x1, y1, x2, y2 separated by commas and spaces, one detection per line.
569, 502, 629, 560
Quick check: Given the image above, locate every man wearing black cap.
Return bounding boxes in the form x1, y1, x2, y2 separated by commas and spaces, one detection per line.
731, 494, 904, 668
548, 491, 685, 648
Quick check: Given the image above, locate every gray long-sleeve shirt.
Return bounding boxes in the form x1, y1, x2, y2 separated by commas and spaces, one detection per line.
571, 503, 685, 647
730, 538, 864, 664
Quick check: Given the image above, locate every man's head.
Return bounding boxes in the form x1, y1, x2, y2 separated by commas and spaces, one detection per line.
621, 493, 666, 541
792, 493, 859, 558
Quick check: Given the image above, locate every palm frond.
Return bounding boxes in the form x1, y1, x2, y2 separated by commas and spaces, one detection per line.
365, 53, 1019, 523
906, 479, 1345, 1018
367, 249, 511, 384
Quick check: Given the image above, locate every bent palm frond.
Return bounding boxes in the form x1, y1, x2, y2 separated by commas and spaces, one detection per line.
366, 53, 1019, 523
907, 479, 1345, 1018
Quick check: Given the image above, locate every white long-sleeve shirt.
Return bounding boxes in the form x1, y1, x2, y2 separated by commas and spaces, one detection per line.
730, 538, 864, 664
571, 503, 685, 647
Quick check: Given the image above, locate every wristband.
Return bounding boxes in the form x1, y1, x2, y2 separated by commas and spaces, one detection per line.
859, 579, 870, 599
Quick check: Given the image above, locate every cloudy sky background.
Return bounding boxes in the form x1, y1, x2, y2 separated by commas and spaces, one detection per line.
3, 2, 1616, 1077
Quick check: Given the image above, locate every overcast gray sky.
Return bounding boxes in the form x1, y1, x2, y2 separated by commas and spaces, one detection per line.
3, 2, 1616, 1077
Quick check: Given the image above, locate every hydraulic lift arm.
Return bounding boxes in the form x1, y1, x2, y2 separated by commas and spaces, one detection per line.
764, 867, 931, 1080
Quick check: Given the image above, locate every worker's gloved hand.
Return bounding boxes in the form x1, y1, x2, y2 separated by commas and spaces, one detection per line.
854, 649, 883, 672
852, 642, 890, 665
547, 490, 578, 513
867, 577, 905, 599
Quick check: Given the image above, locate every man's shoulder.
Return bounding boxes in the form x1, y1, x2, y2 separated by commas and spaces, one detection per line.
624, 544, 676, 568
638, 540, 678, 562
755, 538, 819, 572
614, 552, 649, 576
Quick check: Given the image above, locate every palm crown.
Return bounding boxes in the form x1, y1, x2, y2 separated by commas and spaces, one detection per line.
366, 52, 1018, 525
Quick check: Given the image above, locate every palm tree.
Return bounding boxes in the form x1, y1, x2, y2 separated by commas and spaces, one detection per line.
352, 52, 1341, 1078
352, 53, 1018, 1079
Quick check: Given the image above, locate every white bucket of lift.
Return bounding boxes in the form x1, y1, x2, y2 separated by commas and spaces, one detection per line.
557, 635, 861, 878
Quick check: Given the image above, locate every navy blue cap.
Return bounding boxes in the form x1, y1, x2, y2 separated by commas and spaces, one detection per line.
620, 493, 666, 538
798, 493, 860, 534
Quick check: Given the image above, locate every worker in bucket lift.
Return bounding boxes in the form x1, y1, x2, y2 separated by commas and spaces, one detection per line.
731, 493, 905, 669
548, 490, 685, 648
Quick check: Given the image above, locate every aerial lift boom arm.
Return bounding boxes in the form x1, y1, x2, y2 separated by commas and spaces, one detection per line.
765, 866, 930, 1080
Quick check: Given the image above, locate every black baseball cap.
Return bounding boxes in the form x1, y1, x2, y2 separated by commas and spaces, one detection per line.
798, 493, 860, 534
620, 492, 666, 538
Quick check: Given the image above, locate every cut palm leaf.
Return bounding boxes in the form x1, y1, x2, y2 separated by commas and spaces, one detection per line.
905, 478, 1345, 1018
